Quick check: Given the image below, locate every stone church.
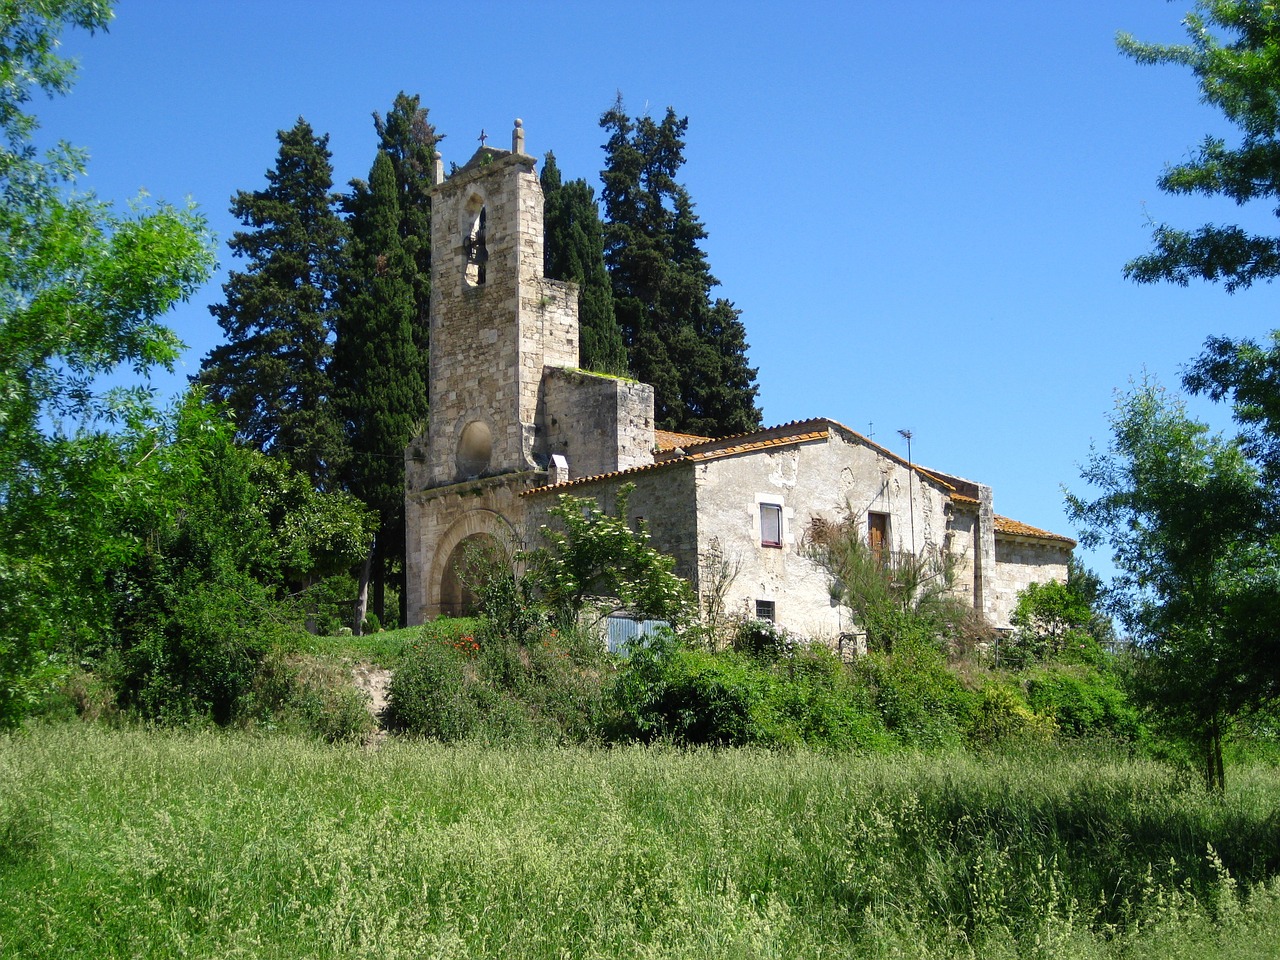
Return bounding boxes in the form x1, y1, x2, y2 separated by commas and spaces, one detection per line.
405, 121, 1074, 638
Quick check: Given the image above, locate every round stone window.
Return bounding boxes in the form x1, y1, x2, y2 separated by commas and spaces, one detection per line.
456, 420, 493, 478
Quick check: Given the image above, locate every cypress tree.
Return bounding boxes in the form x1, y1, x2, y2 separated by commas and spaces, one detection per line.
335, 150, 428, 628
599, 97, 761, 436
372, 92, 439, 379
200, 119, 347, 488
541, 151, 628, 377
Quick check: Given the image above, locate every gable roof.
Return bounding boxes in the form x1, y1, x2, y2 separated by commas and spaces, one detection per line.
522, 416, 1077, 546
522, 417, 952, 497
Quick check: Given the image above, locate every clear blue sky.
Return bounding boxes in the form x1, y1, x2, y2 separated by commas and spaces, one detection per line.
38, 1, 1277, 581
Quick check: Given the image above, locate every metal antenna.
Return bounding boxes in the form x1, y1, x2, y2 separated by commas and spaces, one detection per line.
897, 429, 916, 557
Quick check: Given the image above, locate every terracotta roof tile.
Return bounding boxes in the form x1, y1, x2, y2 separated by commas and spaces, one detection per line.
522, 421, 834, 496
994, 515, 1077, 546
654, 429, 712, 452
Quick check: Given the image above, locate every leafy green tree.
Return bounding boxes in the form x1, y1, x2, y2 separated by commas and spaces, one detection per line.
1007, 573, 1107, 668
1113, 2, 1280, 788
524, 485, 695, 629
334, 149, 427, 629
541, 151, 628, 376
1066, 378, 1277, 791
105, 391, 374, 722
200, 119, 347, 488
0, 1, 216, 726
599, 97, 761, 436
1120, 2, 1280, 290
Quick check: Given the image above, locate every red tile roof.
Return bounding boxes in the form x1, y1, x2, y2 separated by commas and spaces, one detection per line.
995, 515, 1076, 546
654, 429, 712, 452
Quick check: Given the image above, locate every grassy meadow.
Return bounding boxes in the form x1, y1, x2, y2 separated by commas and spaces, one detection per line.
3, 724, 1280, 959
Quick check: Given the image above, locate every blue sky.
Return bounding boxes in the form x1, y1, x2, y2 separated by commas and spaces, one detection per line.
38, 1, 1277, 580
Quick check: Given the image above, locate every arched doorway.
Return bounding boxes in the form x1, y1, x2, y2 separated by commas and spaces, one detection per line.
437, 532, 504, 618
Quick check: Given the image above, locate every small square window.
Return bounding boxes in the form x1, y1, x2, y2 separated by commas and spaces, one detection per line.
756, 600, 776, 622
760, 503, 782, 547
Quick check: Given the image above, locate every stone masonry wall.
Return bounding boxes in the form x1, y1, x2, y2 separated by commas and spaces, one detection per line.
425, 148, 578, 487
541, 368, 656, 480
990, 536, 1071, 629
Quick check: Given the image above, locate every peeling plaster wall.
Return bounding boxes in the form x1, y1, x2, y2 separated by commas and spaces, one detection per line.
690, 431, 956, 641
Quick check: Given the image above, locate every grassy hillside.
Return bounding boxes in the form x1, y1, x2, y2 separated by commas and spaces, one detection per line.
3, 724, 1279, 959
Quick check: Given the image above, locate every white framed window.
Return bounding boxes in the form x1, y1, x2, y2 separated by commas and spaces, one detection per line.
760, 502, 783, 548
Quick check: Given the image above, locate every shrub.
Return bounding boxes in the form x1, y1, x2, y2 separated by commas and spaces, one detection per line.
386, 618, 610, 744
385, 636, 482, 741
853, 633, 973, 749
967, 681, 1057, 746
1025, 665, 1144, 741
730, 616, 797, 661
610, 632, 891, 749
240, 652, 375, 743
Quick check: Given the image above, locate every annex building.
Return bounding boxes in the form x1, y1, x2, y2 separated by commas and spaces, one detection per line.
405, 121, 1074, 639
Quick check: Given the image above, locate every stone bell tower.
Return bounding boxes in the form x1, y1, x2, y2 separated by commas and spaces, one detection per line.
422, 119, 579, 488
405, 119, 657, 622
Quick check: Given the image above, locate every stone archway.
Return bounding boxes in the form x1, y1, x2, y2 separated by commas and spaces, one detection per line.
426, 508, 517, 619
438, 532, 503, 618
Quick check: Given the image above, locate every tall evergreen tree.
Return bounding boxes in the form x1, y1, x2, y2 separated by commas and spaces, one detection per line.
372, 92, 439, 375
599, 97, 761, 436
334, 150, 426, 628
541, 151, 628, 376
200, 119, 346, 488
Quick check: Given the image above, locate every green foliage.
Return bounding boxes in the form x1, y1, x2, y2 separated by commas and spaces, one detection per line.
1006, 570, 1110, 668
853, 633, 972, 749
385, 633, 481, 741
336, 97, 438, 627
1024, 666, 1145, 742
386, 617, 610, 745
242, 653, 375, 744
730, 616, 797, 661
370, 92, 437, 339
609, 630, 890, 749
10, 726, 1280, 958
0, 1, 215, 728
599, 96, 761, 436
199, 118, 347, 488
1120, 2, 1280, 291
807, 514, 969, 653
524, 485, 695, 628
96, 393, 373, 723
541, 151, 628, 377
967, 682, 1057, 746
1068, 377, 1273, 790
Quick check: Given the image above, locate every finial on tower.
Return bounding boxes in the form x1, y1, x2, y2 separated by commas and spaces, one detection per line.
512, 118, 525, 155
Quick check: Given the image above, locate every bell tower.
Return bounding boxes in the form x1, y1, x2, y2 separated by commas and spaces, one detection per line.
422, 119, 580, 488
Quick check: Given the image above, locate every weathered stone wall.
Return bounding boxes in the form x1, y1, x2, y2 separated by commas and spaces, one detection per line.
425, 146, 578, 488
691, 429, 956, 642
990, 536, 1072, 628
522, 466, 700, 586
946, 504, 980, 610
541, 368, 656, 480
405, 472, 540, 624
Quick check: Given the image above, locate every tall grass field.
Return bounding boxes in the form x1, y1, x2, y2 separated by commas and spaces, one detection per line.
3, 724, 1279, 959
